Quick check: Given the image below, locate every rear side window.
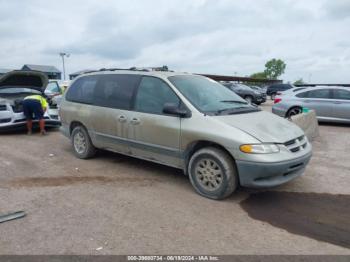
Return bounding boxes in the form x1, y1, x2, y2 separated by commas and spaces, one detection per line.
296, 89, 331, 99
333, 89, 350, 100
66, 76, 98, 104
93, 74, 141, 109
134, 76, 180, 115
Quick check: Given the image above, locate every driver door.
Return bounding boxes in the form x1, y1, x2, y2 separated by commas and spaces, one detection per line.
127, 76, 182, 168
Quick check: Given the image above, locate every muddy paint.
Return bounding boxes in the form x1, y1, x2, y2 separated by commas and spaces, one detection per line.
8, 175, 160, 188
240, 191, 350, 249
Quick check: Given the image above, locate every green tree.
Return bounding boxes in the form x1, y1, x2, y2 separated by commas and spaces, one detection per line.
294, 78, 305, 85
250, 71, 267, 79
263, 58, 286, 79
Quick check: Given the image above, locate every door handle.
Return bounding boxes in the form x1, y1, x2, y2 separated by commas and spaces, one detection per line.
130, 118, 141, 125
333, 101, 342, 104
118, 115, 127, 123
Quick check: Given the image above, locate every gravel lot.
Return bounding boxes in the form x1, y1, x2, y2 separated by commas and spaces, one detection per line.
0, 103, 349, 255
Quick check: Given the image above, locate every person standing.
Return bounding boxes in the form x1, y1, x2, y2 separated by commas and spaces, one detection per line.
22, 94, 48, 135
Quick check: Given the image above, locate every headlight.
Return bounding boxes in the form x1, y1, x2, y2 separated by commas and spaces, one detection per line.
240, 144, 280, 154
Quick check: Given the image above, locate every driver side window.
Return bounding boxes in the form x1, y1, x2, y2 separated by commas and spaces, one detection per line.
134, 77, 180, 115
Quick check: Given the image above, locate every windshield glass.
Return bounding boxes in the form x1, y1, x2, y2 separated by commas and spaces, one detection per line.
0, 87, 41, 95
168, 75, 258, 115
45, 82, 61, 93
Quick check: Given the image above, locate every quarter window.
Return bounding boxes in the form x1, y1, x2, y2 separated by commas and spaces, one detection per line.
135, 77, 180, 114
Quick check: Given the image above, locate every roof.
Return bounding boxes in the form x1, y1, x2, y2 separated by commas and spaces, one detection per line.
69, 69, 94, 76
0, 68, 13, 74
22, 64, 61, 73
81, 69, 188, 79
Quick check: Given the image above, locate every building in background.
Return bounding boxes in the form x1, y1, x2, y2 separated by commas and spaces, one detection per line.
22, 64, 61, 80
69, 69, 93, 80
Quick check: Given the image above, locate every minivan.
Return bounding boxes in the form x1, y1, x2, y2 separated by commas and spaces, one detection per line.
59, 69, 312, 200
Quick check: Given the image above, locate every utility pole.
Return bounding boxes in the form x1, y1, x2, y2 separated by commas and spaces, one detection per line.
59, 52, 70, 80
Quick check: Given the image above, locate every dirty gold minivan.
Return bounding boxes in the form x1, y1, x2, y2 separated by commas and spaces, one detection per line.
60, 69, 312, 199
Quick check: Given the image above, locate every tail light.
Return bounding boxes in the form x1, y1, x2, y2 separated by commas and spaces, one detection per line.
274, 98, 282, 104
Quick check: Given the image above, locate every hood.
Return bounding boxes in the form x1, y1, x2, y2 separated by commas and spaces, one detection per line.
0, 70, 48, 93
216, 111, 304, 143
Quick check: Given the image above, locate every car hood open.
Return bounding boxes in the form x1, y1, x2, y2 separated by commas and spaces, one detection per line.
217, 111, 304, 143
0, 70, 48, 93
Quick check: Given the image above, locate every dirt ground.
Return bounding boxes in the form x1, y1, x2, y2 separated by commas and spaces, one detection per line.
0, 103, 349, 255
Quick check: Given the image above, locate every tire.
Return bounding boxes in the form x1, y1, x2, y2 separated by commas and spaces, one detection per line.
270, 93, 277, 100
188, 147, 238, 200
286, 106, 302, 118
71, 125, 96, 159
244, 95, 253, 104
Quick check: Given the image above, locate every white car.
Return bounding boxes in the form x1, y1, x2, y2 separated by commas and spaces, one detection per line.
0, 70, 61, 131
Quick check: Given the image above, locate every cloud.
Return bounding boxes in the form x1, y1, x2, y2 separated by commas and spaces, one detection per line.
0, 0, 349, 83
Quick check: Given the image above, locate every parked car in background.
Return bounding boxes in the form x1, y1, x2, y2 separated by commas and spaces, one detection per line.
267, 83, 294, 99
222, 83, 266, 104
250, 85, 267, 94
0, 70, 61, 131
272, 86, 350, 123
60, 69, 312, 200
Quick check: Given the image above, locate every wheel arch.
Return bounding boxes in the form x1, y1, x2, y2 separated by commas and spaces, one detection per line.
69, 121, 86, 135
183, 140, 237, 175
286, 105, 303, 118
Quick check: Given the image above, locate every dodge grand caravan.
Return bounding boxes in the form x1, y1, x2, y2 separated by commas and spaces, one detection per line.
59, 69, 312, 200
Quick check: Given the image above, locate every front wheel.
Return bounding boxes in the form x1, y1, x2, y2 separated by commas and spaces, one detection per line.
71, 126, 96, 159
188, 147, 238, 200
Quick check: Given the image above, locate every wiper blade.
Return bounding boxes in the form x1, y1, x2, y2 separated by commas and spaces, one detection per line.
220, 100, 248, 104
215, 106, 248, 115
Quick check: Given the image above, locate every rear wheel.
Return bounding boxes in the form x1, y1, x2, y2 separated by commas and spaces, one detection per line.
188, 147, 238, 200
286, 106, 302, 118
71, 126, 96, 159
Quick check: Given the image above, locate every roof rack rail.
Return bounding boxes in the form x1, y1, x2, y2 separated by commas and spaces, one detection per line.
81, 66, 172, 75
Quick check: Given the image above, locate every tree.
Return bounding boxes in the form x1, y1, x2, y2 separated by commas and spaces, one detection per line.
294, 78, 305, 85
263, 59, 286, 79
250, 71, 267, 79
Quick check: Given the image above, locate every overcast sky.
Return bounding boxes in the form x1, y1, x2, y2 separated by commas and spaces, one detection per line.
0, 0, 349, 83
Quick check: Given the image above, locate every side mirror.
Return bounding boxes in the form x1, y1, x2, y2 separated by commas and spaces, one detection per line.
163, 103, 191, 118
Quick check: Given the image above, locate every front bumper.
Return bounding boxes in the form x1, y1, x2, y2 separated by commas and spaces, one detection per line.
254, 95, 266, 104
0, 118, 61, 131
236, 151, 312, 188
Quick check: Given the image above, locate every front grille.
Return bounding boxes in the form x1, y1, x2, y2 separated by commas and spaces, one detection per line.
0, 105, 7, 111
284, 135, 307, 153
50, 115, 59, 120
14, 119, 26, 123
0, 118, 11, 124
11, 105, 23, 113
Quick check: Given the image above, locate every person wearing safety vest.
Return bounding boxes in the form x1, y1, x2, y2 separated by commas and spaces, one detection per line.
22, 94, 48, 135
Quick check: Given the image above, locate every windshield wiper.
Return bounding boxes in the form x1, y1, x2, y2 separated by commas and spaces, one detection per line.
220, 100, 248, 104
215, 106, 260, 116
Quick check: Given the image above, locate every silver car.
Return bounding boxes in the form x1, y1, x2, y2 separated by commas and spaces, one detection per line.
60, 70, 312, 200
272, 86, 350, 123
0, 70, 61, 131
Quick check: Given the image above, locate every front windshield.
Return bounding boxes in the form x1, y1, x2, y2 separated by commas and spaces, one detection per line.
168, 75, 257, 114
0, 87, 41, 95
45, 82, 61, 93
